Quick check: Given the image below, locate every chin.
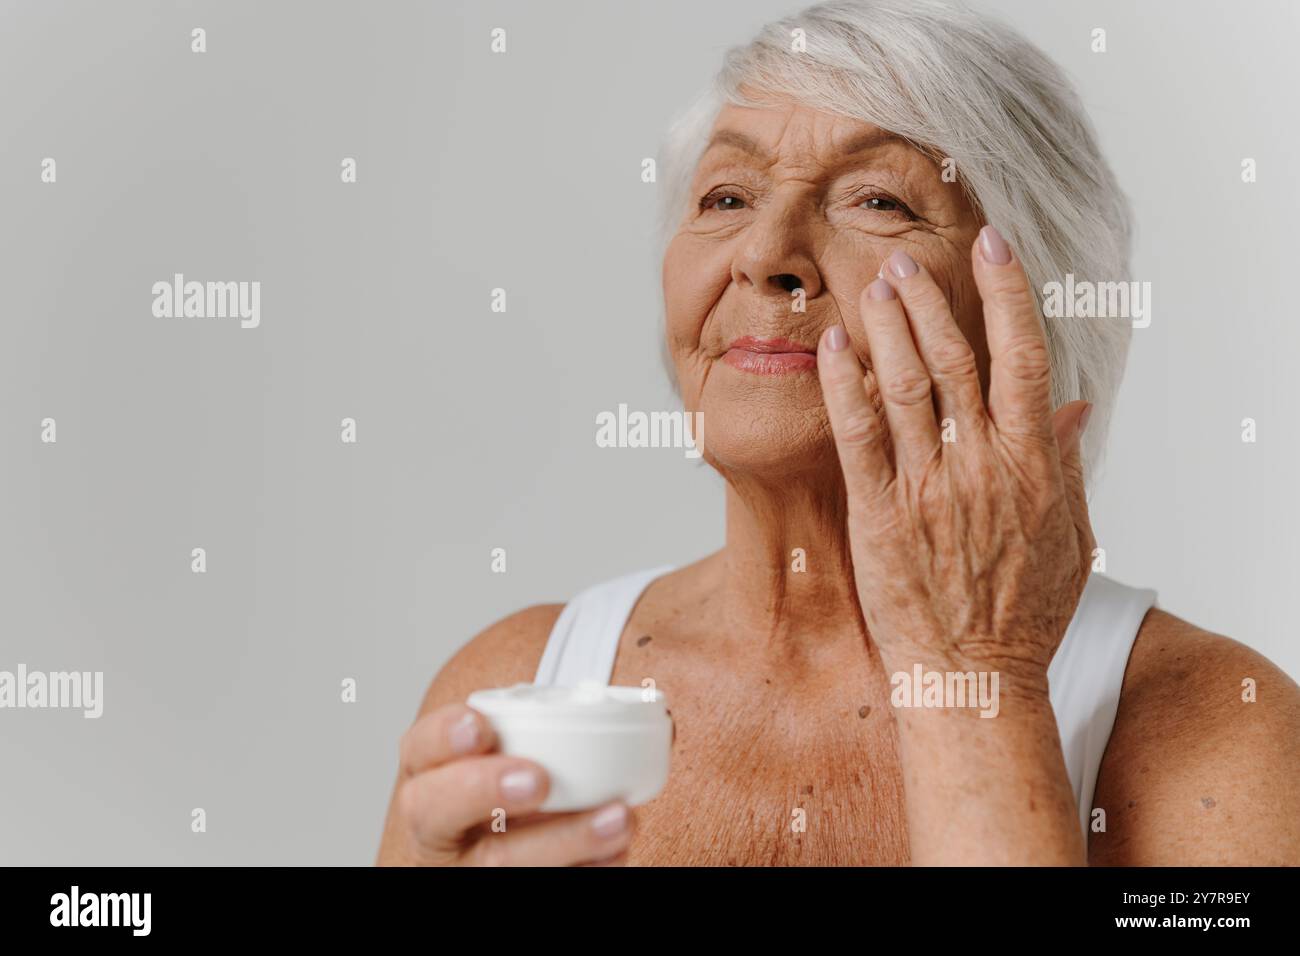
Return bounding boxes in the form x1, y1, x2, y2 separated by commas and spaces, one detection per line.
697, 394, 838, 481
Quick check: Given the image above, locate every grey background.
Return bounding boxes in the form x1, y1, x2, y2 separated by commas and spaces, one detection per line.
1, 0, 1296, 864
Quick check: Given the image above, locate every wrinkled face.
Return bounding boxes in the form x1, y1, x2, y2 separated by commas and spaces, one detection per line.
663, 99, 988, 480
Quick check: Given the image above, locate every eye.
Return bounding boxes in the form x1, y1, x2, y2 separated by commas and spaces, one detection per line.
858, 192, 916, 219
698, 188, 748, 212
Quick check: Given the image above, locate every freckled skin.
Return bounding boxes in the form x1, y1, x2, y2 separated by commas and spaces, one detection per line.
377, 101, 1300, 867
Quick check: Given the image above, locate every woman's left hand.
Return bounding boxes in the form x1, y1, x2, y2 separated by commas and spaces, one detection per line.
816, 225, 1095, 692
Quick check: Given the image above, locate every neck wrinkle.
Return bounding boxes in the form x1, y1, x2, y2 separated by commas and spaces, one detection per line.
713, 473, 869, 654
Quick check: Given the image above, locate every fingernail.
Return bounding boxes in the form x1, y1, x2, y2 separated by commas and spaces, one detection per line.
591, 802, 629, 839
867, 277, 895, 301
825, 325, 848, 352
887, 249, 918, 278
448, 713, 480, 754
979, 224, 1012, 265
1078, 402, 1094, 436
499, 768, 541, 801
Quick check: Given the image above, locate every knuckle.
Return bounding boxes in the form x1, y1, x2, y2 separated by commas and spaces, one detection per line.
1000, 336, 1052, 384
883, 369, 933, 406
836, 408, 881, 448
928, 338, 978, 378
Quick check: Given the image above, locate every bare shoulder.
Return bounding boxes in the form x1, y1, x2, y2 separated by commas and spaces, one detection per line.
413, 603, 565, 718
1089, 607, 1300, 864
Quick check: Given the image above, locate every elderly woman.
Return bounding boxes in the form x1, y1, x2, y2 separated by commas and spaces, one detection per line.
378, 0, 1299, 866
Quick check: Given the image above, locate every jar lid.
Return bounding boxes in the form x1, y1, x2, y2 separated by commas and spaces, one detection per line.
468, 680, 667, 723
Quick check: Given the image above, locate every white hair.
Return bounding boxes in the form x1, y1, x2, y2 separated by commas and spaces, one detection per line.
655, 0, 1134, 485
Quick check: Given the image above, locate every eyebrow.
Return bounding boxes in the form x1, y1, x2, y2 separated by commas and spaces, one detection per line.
702, 127, 909, 163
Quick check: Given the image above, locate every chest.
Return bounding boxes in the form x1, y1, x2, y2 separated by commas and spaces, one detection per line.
609, 660, 911, 865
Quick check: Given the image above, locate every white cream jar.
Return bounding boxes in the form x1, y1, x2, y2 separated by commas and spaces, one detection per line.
466, 681, 672, 812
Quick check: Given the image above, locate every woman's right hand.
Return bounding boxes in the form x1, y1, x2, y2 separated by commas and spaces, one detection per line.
378, 703, 635, 866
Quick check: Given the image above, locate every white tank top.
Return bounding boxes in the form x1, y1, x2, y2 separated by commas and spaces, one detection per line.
534, 565, 1156, 836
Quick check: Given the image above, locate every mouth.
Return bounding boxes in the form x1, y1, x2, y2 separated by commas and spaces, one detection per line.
722, 336, 819, 375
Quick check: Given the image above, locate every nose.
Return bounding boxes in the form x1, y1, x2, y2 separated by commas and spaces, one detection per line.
731, 200, 823, 301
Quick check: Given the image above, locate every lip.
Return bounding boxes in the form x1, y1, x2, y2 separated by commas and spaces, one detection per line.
722, 335, 819, 374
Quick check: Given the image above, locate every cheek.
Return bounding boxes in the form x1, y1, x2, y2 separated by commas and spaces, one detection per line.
818, 238, 893, 340
662, 235, 731, 353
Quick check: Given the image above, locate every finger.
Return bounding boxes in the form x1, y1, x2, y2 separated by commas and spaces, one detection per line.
858, 270, 942, 473
1051, 400, 1095, 553
399, 755, 549, 853
816, 323, 892, 502
973, 225, 1055, 444
879, 248, 987, 435
398, 704, 496, 777
468, 801, 634, 867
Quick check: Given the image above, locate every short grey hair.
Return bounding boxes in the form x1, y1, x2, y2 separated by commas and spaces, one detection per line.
656, 0, 1134, 484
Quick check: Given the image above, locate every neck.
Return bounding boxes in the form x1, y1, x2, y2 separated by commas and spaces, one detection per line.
711, 470, 868, 651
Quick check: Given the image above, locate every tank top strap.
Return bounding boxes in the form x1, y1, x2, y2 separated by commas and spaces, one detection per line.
533, 565, 676, 687
1047, 572, 1157, 835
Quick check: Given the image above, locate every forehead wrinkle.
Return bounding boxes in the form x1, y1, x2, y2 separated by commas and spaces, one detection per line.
703, 123, 935, 184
